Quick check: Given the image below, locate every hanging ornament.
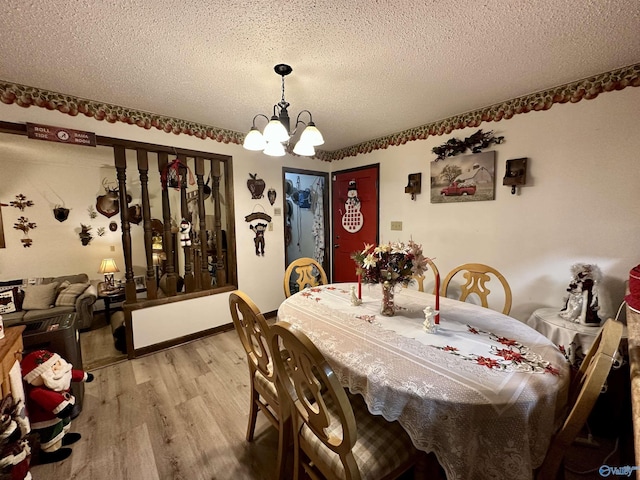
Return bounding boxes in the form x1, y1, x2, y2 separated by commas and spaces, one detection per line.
245, 206, 272, 257
53, 205, 70, 222
341, 180, 364, 233
161, 159, 195, 190
267, 188, 277, 206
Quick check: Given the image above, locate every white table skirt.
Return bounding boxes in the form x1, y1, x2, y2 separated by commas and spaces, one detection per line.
278, 283, 569, 480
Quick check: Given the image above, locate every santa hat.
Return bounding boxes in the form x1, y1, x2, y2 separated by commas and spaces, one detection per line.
21, 350, 60, 385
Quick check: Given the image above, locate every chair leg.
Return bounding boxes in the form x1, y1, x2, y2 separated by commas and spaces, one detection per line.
246, 389, 259, 442
275, 413, 292, 479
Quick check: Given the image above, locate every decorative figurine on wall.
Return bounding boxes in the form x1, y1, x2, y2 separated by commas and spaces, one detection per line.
250, 223, 267, 256
245, 207, 272, 256
341, 180, 363, 233
13, 216, 37, 248
267, 188, 277, 206
53, 205, 70, 222
179, 218, 192, 247
10, 194, 34, 211
87, 205, 97, 219
79, 224, 92, 246
247, 173, 266, 199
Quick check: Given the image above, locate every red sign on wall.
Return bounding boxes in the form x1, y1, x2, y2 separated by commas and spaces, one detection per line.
26, 123, 96, 147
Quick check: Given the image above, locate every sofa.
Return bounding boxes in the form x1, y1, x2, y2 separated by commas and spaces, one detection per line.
0, 274, 97, 330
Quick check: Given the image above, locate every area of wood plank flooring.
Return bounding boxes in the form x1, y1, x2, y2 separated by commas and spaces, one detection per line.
32, 324, 628, 480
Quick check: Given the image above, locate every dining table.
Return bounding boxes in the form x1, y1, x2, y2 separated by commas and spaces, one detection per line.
277, 283, 570, 480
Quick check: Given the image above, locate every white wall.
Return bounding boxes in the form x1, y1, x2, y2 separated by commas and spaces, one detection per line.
1, 85, 638, 348
0, 103, 330, 348
332, 87, 640, 322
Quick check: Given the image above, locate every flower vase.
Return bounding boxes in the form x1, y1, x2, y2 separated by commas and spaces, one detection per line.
381, 281, 395, 316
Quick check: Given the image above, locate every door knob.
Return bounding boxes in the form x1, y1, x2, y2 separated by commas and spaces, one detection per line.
334, 244, 340, 248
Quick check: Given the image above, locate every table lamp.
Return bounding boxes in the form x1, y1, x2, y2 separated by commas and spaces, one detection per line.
99, 258, 120, 290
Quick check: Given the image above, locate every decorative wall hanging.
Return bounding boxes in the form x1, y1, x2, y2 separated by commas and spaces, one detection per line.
432, 130, 504, 161
247, 173, 266, 199
97, 226, 106, 236
128, 204, 142, 224
161, 159, 195, 190
341, 180, 363, 233
79, 224, 93, 246
53, 206, 70, 222
245, 206, 272, 256
292, 188, 311, 209
431, 151, 496, 204
13, 216, 36, 248
96, 178, 120, 218
267, 188, 277, 206
9, 194, 34, 211
179, 218, 192, 247
109, 221, 118, 232
87, 205, 97, 219
404, 173, 422, 201
503, 158, 528, 195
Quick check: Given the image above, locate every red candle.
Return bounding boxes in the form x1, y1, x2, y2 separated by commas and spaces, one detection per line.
357, 274, 362, 299
435, 272, 440, 324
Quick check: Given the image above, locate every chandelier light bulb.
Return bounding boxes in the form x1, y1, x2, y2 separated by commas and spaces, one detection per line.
299, 122, 324, 147
293, 140, 315, 156
263, 141, 286, 157
263, 117, 290, 143
243, 127, 267, 151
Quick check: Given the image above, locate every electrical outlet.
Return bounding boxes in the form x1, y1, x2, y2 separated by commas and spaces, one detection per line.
390, 221, 402, 231
268, 222, 273, 231
110, 245, 115, 252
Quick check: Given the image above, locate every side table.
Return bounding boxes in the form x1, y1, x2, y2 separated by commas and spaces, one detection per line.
98, 289, 126, 323
526, 307, 628, 366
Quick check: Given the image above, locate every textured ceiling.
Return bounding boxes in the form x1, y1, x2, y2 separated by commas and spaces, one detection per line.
1, 0, 639, 152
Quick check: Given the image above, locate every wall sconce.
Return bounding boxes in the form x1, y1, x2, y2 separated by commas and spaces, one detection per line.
503, 158, 527, 194
405, 173, 422, 200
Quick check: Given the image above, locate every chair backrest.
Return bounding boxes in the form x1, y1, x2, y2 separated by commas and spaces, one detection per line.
229, 290, 274, 382
269, 321, 361, 479
441, 262, 513, 315
409, 258, 440, 294
284, 257, 329, 298
536, 318, 624, 479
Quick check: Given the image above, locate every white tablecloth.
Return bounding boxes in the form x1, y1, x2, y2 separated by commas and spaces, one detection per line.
277, 283, 569, 480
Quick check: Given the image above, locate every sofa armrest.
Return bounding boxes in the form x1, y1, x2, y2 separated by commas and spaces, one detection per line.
75, 283, 97, 330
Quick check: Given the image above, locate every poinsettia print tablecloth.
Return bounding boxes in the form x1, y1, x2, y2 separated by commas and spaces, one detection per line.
277, 283, 570, 480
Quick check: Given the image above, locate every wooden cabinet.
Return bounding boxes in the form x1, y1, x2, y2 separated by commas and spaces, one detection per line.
0, 326, 25, 397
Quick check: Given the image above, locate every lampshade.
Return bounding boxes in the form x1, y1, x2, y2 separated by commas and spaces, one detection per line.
292, 140, 315, 156
98, 258, 119, 274
299, 122, 324, 146
263, 141, 286, 157
263, 117, 290, 144
243, 127, 267, 151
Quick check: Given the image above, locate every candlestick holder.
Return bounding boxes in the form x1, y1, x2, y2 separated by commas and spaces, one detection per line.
350, 285, 363, 306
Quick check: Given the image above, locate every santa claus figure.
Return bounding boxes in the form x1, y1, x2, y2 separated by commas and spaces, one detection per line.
20, 350, 94, 464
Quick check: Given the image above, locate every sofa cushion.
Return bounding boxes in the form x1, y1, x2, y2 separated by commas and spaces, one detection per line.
47, 274, 89, 286
55, 282, 90, 307
0, 288, 19, 314
22, 283, 59, 310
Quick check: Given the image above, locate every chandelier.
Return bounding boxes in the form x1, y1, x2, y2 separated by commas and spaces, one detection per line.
243, 64, 324, 157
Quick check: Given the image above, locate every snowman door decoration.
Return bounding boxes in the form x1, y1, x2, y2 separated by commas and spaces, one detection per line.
341, 180, 364, 233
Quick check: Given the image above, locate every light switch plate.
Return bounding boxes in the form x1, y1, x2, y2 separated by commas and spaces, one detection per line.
390, 221, 402, 231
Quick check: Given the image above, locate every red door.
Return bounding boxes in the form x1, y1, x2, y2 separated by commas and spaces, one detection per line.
332, 165, 379, 282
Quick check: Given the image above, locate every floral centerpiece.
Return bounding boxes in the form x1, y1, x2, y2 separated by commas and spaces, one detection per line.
351, 240, 429, 315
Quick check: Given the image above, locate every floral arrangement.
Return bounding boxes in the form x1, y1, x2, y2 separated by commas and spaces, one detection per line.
351, 240, 429, 286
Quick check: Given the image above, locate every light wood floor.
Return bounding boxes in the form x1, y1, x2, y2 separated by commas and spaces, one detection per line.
32, 326, 629, 480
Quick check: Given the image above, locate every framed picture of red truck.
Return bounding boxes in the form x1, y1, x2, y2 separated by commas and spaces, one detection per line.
430, 151, 495, 203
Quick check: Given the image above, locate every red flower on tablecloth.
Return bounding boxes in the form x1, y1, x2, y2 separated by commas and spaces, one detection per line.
495, 349, 524, 362
301, 291, 312, 297
496, 337, 517, 347
310, 287, 322, 292
545, 364, 560, 376
476, 356, 500, 369
444, 345, 459, 352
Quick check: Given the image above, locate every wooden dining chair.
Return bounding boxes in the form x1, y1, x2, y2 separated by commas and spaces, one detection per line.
228, 290, 289, 479
269, 320, 420, 480
409, 258, 440, 294
441, 262, 513, 315
284, 257, 328, 298
535, 318, 624, 479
